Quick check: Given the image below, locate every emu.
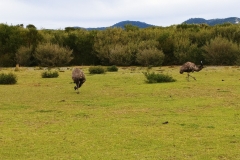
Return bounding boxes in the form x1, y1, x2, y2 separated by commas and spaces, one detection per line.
180, 61, 204, 81
72, 68, 86, 94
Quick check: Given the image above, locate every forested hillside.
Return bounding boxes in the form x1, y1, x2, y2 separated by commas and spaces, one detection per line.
0, 22, 240, 67
74, 20, 154, 30
184, 17, 240, 25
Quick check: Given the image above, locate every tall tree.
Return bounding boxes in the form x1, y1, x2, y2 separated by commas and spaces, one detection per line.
25, 24, 43, 65
0, 24, 25, 66
157, 32, 175, 65
94, 28, 124, 65
15, 46, 32, 66
63, 29, 98, 65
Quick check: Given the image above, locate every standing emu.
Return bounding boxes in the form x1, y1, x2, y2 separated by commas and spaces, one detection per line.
72, 68, 86, 94
180, 61, 204, 81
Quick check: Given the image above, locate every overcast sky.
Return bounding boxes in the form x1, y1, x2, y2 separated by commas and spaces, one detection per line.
0, 0, 239, 29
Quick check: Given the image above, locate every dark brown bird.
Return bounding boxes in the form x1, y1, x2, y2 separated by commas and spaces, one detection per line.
180, 61, 203, 81
72, 68, 86, 94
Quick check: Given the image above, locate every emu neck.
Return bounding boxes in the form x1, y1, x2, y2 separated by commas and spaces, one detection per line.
196, 65, 203, 72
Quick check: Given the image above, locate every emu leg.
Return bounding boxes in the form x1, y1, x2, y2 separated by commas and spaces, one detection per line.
188, 73, 196, 80
74, 86, 77, 90
186, 73, 190, 81
76, 81, 80, 94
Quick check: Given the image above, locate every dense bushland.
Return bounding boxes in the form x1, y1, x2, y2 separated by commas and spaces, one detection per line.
0, 23, 240, 67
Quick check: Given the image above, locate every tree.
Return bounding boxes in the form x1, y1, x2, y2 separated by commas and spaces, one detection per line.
124, 24, 139, 32
63, 30, 98, 65
24, 24, 44, 66
136, 49, 164, 66
203, 36, 240, 65
94, 28, 124, 65
136, 40, 164, 66
109, 44, 132, 65
26, 24, 42, 48
15, 46, 32, 66
34, 43, 73, 67
173, 37, 201, 64
157, 32, 175, 65
0, 24, 25, 66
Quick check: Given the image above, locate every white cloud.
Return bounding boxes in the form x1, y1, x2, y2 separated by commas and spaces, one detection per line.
0, 0, 239, 29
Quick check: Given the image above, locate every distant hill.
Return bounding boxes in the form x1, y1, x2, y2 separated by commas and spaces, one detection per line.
111, 21, 154, 28
72, 17, 239, 30
183, 17, 240, 25
74, 20, 154, 30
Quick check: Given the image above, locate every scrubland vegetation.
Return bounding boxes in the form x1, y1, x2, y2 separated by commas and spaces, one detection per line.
1, 23, 240, 68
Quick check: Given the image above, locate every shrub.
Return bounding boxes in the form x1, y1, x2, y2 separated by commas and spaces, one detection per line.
89, 66, 106, 74
109, 45, 133, 65
41, 70, 59, 78
35, 43, 73, 67
136, 48, 165, 66
143, 72, 176, 83
15, 46, 32, 66
0, 73, 17, 84
203, 36, 240, 65
107, 65, 118, 72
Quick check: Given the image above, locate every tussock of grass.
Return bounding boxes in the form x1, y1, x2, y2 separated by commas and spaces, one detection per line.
107, 65, 118, 72
0, 72, 17, 84
143, 71, 176, 83
41, 70, 59, 78
89, 66, 106, 74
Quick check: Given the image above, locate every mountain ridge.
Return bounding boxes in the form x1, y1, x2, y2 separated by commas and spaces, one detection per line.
74, 20, 154, 30
183, 17, 239, 25
74, 17, 239, 30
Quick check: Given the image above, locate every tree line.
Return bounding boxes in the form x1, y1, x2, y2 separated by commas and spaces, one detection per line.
0, 22, 240, 67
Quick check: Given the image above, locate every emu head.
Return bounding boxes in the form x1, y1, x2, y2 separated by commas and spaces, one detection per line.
197, 61, 204, 71
200, 61, 204, 68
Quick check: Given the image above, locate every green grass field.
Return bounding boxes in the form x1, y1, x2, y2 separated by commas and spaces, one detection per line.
0, 66, 240, 159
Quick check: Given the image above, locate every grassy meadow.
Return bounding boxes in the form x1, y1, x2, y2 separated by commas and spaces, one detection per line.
0, 66, 240, 159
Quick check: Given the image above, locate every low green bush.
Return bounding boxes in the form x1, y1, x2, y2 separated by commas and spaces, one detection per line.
143, 72, 176, 83
41, 70, 59, 78
0, 73, 17, 84
89, 66, 106, 74
107, 65, 118, 72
